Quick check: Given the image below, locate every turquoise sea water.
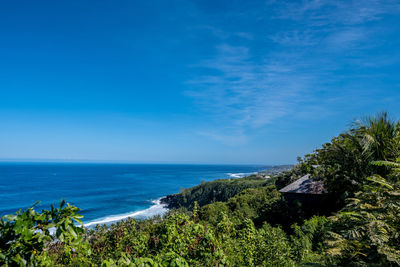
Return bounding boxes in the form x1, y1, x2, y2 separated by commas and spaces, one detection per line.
0, 163, 267, 226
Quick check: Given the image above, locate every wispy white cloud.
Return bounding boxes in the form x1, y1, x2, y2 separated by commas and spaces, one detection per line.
189, 25, 254, 41
186, 44, 317, 143
196, 129, 248, 146
269, 0, 399, 49
234, 32, 254, 40
269, 30, 320, 46
272, 0, 400, 26
324, 27, 368, 49
185, 0, 400, 145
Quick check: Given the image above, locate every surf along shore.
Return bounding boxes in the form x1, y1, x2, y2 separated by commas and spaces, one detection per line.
160, 165, 293, 211
83, 165, 292, 227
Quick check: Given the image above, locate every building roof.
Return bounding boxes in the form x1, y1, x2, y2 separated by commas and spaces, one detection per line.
279, 174, 327, 194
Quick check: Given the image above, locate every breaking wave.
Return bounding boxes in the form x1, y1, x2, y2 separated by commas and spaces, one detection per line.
83, 198, 168, 227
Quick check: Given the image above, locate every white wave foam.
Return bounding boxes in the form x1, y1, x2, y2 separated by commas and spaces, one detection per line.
226, 172, 256, 178
83, 198, 168, 227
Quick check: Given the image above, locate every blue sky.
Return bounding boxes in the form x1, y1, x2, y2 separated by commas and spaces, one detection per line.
1, 0, 400, 164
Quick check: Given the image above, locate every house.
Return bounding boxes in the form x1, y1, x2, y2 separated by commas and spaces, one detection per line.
279, 174, 327, 213
279, 174, 326, 195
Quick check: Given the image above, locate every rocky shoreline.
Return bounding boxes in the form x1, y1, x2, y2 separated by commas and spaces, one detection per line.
160, 164, 293, 209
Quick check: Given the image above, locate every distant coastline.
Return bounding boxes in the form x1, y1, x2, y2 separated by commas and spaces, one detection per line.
84, 164, 293, 227
0, 163, 272, 226
160, 164, 293, 210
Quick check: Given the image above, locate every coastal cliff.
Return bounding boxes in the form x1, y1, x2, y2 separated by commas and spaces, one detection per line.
160, 165, 293, 210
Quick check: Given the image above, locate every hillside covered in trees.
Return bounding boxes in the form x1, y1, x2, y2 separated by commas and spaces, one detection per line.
1, 112, 400, 266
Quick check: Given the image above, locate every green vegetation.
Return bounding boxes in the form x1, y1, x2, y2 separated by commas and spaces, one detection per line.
1, 112, 400, 266
161, 176, 274, 210
0, 201, 91, 266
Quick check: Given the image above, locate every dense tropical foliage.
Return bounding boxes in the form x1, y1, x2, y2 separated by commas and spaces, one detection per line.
161, 176, 271, 210
1, 112, 400, 266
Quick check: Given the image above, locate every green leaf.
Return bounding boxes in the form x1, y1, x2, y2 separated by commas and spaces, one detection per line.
60, 199, 65, 209
366, 175, 393, 189
69, 227, 77, 239
3, 215, 17, 221
73, 218, 83, 226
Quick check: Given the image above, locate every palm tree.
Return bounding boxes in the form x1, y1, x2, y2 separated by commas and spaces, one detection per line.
352, 111, 399, 161
311, 112, 400, 207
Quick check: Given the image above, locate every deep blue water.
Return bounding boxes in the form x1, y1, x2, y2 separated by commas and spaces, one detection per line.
0, 163, 267, 225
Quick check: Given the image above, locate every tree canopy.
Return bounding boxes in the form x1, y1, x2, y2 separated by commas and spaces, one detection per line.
1, 112, 400, 266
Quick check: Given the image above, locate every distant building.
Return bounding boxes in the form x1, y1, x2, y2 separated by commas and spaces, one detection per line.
279, 174, 326, 195
279, 174, 327, 213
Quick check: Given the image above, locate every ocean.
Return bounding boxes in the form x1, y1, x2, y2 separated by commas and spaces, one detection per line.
0, 163, 267, 226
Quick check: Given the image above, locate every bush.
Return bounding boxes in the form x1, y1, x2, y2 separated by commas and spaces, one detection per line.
0, 200, 90, 266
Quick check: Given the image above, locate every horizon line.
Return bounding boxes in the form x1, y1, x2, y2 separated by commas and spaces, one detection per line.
0, 158, 292, 166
